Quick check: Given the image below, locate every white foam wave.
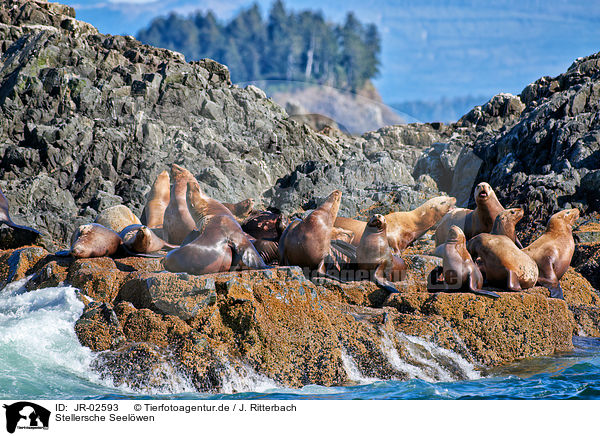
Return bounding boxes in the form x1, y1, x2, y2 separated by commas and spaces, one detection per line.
340, 348, 380, 384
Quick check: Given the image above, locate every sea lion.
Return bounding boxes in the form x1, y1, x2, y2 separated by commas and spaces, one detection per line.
435, 183, 505, 246
142, 170, 170, 230
467, 211, 539, 291
163, 164, 197, 245
94, 205, 141, 234
186, 178, 236, 229
279, 190, 342, 277
335, 196, 456, 252
0, 186, 40, 236
428, 226, 499, 298
356, 214, 407, 293
433, 207, 524, 258
223, 198, 255, 221
241, 211, 290, 264
522, 208, 580, 299
70, 223, 122, 258
119, 224, 177, 256
163, 214, 267, 275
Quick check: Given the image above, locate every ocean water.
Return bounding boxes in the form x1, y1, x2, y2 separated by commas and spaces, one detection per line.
1, 281, 600, 401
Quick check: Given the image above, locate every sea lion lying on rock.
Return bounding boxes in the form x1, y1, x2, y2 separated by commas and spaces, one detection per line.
522, 208, 580, 299
467, 210, 538, 292
428, 226, 499, 298
69, 223, 122, 259
119, 224, 177, 257
335, 195, 456, 253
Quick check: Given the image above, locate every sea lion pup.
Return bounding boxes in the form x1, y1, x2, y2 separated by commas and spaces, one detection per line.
435, 183, 506, 246
223, 198, 255, 222
335, 196, 456, 252
119, 224, 178, 256
467, 212, 539, 292
163, 164, 197, 245
522, 208, 580, 300
163, 215, 268, 275
356, 214, 407, 293
428, 226, 499, 298
279, 190, 343, 278
69, 223, 122, 259
141, 170, 170, 230
0, 187, 40, 235
94, 205, 141, 234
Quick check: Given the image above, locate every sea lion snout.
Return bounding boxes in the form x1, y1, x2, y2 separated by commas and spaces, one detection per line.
368, 214, 386, 229
475, 182, 491, 199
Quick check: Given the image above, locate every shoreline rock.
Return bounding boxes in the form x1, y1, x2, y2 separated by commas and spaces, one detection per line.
2, 244, 598, 392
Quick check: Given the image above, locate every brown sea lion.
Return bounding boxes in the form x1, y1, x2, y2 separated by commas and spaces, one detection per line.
70, 223, 122, 259
522, 208, 580, 299
435, 183, 506, 246
241, 212, 290, 264
163, 214, 267, 275
119, 224, 178, 256
335, 196, 456, 252
356, 214, 407, 293
428, 226, 499, 298
0, 187, 40, 236
279, 190, 342, 277
467, 211, 539, 291
94, 205, 141, 234
186, 178, 236, 230
142, 170, 170, 230
223, 198, 255, 221
163, 164, 197, 245
433, 207, 524, 258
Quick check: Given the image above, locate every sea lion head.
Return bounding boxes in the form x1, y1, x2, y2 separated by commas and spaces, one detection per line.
132, 225, 153, 252
323, 190, 342, 219
170, 163, 190, 179
276, 214, 290, 236
549, 208, 580, 230
236, 198, 255, 216
367, 214, 386, 232
186, 179, 210, 226
425, 195, 457, 217
474, 182, 494, 204
447, 225, 466, 244
491, 207, 523, 238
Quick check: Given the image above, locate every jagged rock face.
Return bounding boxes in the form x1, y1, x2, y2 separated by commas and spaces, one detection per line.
0, 0, 454, 247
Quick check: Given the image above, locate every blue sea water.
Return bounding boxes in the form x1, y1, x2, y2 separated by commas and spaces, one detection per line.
2, 280, 600, 401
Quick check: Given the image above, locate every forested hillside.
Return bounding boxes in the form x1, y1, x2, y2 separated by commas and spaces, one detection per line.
137, 0, 380, 91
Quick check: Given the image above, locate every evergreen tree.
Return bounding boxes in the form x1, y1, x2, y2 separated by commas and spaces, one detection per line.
136, 1, 381, 91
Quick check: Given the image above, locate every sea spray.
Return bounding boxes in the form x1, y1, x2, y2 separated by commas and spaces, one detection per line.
0, 281, 114, 398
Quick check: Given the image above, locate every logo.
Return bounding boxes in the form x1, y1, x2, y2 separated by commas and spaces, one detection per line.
3, 402, 50, 434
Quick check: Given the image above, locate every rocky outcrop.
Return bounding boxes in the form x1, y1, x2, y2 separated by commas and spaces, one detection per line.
2, 244, 598, 392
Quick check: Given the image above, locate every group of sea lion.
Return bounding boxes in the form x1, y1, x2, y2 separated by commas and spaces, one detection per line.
428, 182, 578, 300
5, 163, 575, 301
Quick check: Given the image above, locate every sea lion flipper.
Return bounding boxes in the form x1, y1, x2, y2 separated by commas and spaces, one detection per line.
237, 243, 269, 270
54, 249, 71, 257
470, 288, 501, 299
507, 270, 522, 292
548, 282, 564, 300
330, 239, 357, 261
374, 264, 399, 294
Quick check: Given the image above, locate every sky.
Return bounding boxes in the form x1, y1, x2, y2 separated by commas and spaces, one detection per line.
62, 0, 600, 104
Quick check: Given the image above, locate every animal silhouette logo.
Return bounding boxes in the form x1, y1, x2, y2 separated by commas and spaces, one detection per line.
3, 402, 50, 433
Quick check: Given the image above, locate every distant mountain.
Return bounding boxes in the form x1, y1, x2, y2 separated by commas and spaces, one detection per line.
62, 0, 600, 105
391, 96, 490, 124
